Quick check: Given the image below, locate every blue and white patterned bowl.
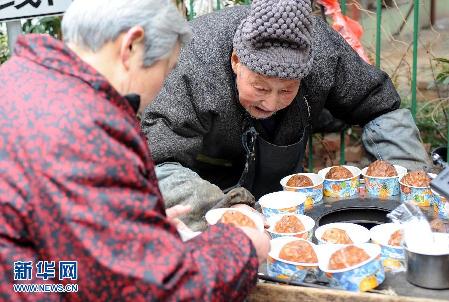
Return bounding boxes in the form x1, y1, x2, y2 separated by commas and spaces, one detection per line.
370, 223, 405, 272
267, 237, 320, 282
259, 191, 306, 219
399, 173, 434, 207
318, 166, 361, 198
361, 165, 407, 199
267, 214, 315, 240
280, 173, 324, 210
432, 190, 449, 220
318, 243, 385, 292
315, 222, 371, 245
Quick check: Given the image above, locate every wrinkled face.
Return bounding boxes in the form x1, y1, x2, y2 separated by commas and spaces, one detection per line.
231, 52, 300, 119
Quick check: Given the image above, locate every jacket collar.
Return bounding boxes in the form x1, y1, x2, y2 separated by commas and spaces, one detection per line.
14, 34, 137, 115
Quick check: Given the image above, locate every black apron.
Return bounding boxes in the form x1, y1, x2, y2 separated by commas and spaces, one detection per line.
237, 95, 311, 199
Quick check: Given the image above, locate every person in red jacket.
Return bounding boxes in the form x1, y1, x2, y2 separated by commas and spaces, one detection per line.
0, 0, 270, 301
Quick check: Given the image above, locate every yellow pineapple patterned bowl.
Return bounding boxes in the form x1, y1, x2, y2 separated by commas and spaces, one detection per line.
361, 165, 407, 199
318, 243, 385, 292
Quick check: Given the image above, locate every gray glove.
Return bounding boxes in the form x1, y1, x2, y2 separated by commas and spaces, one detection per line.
211, 187, 256, 210
155, 162, 256, 231
362, 109, 434, 172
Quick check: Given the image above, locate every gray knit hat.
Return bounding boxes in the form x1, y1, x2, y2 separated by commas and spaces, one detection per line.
233, 0, 314, 79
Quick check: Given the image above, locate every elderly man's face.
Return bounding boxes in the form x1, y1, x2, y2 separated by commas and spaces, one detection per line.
231, 53, 300, 119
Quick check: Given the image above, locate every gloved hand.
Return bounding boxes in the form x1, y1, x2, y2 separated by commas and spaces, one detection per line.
212, 190, 268, 228
156, 162, 259, 231
211, 187, 256, 209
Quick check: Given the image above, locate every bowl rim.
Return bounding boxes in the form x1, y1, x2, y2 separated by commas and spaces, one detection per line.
315, 222, 371, 245
398, 172, 434, 189
369, 223, 404, 250
317, 165, 362, 182
259, 191, 306, 209
280, 173, 324, 190
269, 237, 319, 266
204, 207, 265, 232
361, 164, 407, 180
267, 214, 315, 235
318, 243, 381, 273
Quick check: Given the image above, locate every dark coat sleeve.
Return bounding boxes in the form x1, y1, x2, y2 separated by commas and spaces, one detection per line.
315, 20, 431, 168
318, 19, 401, 126
141, 60, 212, 166
141, 7, 249, 168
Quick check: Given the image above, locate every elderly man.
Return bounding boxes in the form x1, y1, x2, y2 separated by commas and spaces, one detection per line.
0, 0, 270, 301
141, 0, 432, 226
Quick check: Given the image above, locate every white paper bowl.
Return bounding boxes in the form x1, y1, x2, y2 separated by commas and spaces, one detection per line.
370, 223, 404, 249
317, 166, 361, 198
267, 237, 320, 282
259, 191, 306, 219
361, 165, 407, 198
370, 223, 405, 272
267, 214, 315, 240
280, 173, 324, 209
318, 243, 384, 292
399, 172, 434, 207
432, 189, 449, 220
205, 208, 265, 232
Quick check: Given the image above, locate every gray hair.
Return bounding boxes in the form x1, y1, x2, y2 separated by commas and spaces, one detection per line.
62, 0, 191, 67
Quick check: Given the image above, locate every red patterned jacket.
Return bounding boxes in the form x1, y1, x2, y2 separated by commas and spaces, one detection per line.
0, 35, 258, 301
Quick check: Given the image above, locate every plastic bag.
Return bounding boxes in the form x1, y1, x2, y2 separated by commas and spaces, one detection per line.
387, 202, 433, 251
387, 202, 449, 254
317, 0, 371, 64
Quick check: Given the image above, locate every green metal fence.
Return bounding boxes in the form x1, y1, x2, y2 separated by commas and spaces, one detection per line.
331, 0, 425, 168
187, 0, 447, 169
324, 0, 421, 171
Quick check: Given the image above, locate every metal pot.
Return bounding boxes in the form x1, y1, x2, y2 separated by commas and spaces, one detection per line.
405, 238, 449, 289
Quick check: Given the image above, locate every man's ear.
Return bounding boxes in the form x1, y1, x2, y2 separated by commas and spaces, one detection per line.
120, 26, 145, 70
231, 51, 240, 75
